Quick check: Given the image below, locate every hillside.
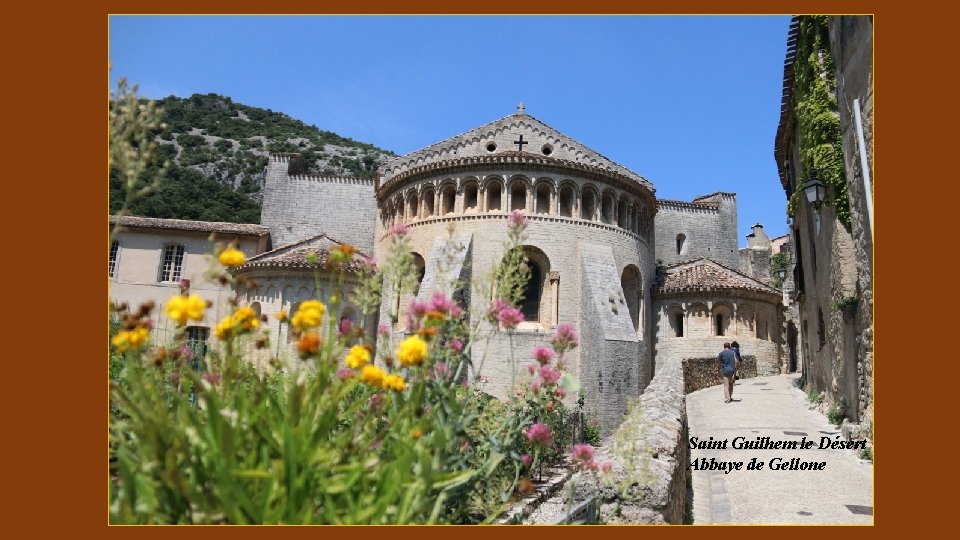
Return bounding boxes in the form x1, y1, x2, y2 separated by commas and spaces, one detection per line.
109, 93, 396, 223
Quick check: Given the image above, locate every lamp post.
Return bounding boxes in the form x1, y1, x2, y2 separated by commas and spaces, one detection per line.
802, 168, 826, 210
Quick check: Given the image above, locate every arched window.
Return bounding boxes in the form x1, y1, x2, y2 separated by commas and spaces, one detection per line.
713, 304, 732, 337
581, 190, 596, 221
535, 183, 551, 214
520, 258, 542, 322
621, 265, 642, 335
407, 193, 419, 221
412, 253, 426, 296
421, 187, 435, 217
601, 192, 615, 224
486, 181, 502, 211
618, 197, 629, 229
668, 305, 684, 337
511, 182, 527, 211
463, 182, 479, 212
559, 185, 575, 217
441, 184, 456, 215
676, 234, 686, 255
250, 301, 262, 318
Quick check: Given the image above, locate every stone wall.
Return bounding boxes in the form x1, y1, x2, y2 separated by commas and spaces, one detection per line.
829, 15, 874, 425
556, 358, 690, 524
682, 355, 758, 394
655, 195, 739, 269
260, 154, 377, 253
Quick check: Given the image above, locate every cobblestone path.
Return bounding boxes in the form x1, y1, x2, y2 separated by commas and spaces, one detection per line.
687, 373, 873, 524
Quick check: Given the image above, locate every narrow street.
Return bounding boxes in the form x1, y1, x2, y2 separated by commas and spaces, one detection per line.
687, 373, 873, 524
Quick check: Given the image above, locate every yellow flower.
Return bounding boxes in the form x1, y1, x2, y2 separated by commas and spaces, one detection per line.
165, 294, 206, 325
383, 373, 406, 392
112, 326, 150, 353
291, 300, 326, 332
214, 315, 234, 340
275, 309, 288, 322
412, 428, 422, 439
397, 335, 428, 367
215, 305, 261, 340
345, 345, 371, 369
218, 246, 246, 267
360, 365, 385, 387
185, 294, 206, 321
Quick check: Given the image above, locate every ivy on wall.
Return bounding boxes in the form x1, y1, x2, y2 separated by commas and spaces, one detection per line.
787, 15, 851, 230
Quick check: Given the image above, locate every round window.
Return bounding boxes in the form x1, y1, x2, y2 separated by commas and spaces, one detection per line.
486, 142, 497, 152
541, 144, 554, 156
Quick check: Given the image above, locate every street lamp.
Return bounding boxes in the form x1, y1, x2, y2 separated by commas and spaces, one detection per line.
777, 266, 787, 282
802, 168, 826, 210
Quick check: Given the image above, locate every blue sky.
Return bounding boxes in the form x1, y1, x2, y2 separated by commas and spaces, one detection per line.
110, 15, 792, 245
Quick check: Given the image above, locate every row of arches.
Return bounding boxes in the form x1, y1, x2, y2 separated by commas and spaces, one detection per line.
664, 302, 774, 341
380, 176, 653, 237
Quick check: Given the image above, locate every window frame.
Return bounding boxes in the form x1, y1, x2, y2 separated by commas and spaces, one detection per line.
158, 243, 186, 283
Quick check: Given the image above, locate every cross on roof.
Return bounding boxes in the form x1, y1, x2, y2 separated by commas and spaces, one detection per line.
514, 134, 529, 152
517, 102, 525, 113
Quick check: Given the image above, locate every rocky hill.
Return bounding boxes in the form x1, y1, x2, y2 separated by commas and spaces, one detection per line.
110, 93, 395, 223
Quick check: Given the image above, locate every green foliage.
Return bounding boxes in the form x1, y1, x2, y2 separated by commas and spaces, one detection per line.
832, 295, 858, 312
770, 251, 790, 288
110, 162, 261, 223
807, 389, 823, 405
826, 404, 846, 425
788, 15, 851, 229
858, 447, 872, 461
581, 416, 602, 447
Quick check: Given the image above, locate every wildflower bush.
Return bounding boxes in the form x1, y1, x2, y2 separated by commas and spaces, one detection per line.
108, 80, 592, 524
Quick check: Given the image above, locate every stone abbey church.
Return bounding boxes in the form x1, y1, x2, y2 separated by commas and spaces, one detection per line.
110, 106, 784, 434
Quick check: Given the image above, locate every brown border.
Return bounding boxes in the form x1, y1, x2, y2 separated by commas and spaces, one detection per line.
10, 0, 929, 536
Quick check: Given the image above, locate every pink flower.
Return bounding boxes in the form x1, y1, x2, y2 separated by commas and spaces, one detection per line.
600, 461, 614, 473
449, 305, 463, 318
527, 363, 538, 375
430, 291, 456, 313
572, 443, 595, 463
435, 361, 449, 378
508, 209, 527, 228
411, 299, 429, 316
550, 323, 579, 353
525, 423, 552, 446
449, 339, 464, 353
362, 255, 378, 268
529, 379, 542, 394
377, 323, 391, 337
532, 346, 555, 365
521, 454, 532, 467
169, 372, 181, 385
338, 317, 353, 337
203, 372, 221, 385
546, 401, 554, 412
539, 364, 562, 386
367, 392, 384, 410
388, 223, 410, 236
497, 307, 524, 329
554, 387, 567, 399
336, 367, 354, 380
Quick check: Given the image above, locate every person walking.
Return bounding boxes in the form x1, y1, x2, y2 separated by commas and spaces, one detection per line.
730, 340, 742, 382
718, 342, 740, 403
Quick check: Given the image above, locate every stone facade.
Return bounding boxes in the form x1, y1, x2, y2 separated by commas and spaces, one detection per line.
774, 16, 873, 424
109, 106, 787, 439
261, 154, 378, 254
655, 193, 739, 268
107, 216, 269, 342
653, 258, 784, 377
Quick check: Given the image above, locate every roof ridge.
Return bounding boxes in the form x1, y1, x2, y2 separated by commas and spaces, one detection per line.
663, 257, 779, 294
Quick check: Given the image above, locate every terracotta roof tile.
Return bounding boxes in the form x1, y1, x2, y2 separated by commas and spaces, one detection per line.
656, 258, 780, 296
236, 233, 371, 273
109, 215, 270, 236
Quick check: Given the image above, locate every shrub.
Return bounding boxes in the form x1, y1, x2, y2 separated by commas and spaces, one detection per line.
826, 404, 845, 425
